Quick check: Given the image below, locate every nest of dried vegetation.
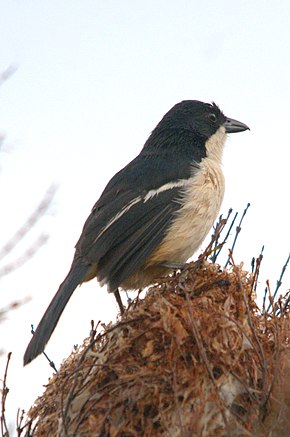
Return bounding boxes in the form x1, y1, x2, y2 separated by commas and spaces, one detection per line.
24, 260, 289, 437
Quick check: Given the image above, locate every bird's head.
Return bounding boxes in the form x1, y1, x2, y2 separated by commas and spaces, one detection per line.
157, 100, 249, 139
141, 100, 249, 163
142, 100, 249, 162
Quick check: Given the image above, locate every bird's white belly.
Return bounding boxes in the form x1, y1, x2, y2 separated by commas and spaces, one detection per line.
148, 158, 225, 265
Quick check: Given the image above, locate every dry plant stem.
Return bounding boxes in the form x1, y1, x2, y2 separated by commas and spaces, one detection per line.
217, 210, 237, 255
262, 286, 268, 315
220, 313, 262, 368
29, 325, 57, 373
252, 246, 264, 293
0, 185, 57, 278
61, 318, 141, 433
229, 250, 269, 419
1, 352, 12, 437
225, 203, 250, 268
0, 185, 56, 261
131, 289, 143, 311
0, 235, 49, 278
229, 371, 257, 404
265, 281, 276, 315
265, 281, 275, 314
203, 217, 227, 261
0, 65, 17, 86
42, 350, 57, 373
263, 277, 285, 412
0, 299, 29, 324
16, 409, 27, 437
262, 346, 283, 434
61, 331, 99, 435
211, 209, 238, 263
263, 292, 286, 435
184, 288, 232, 436
210, 211, 230, 261
281, 292, 290, 315
16, 409, 23, 436
262, 276, 286, 418
266, 252, 290, 313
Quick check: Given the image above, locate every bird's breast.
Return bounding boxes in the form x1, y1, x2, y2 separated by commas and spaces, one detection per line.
148, 157, 225, 265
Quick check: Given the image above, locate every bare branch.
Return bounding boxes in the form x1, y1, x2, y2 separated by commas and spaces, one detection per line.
0, 185, 57, 262
210, 208, 238, 263
0, 65, 17, 87
224, 203, 250, 268
1, 352, 12, 437
266, 253, 290, 313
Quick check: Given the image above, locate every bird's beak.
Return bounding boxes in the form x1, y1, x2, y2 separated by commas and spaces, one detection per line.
223, 117, 250, 133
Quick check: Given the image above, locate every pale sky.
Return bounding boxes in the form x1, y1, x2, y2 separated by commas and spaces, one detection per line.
0, 0, 289, 430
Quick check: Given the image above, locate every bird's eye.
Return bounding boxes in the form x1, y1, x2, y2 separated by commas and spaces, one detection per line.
208, 113, 217, 122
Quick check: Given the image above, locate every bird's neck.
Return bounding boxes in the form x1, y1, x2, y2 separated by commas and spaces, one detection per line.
204, 126, 226, 164
142, 128, 206, 164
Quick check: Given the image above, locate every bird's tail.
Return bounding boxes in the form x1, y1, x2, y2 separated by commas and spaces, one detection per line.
23, 259, 89, 365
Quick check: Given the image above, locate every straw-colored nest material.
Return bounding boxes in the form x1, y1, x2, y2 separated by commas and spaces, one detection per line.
26, 261, 289, 437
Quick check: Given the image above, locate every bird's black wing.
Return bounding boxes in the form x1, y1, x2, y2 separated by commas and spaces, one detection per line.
77, 184, 184, 291
98, 187, 183, 289
75, 151, 201, 291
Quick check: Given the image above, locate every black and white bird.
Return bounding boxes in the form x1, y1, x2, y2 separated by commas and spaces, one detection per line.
24, 100, 249, 365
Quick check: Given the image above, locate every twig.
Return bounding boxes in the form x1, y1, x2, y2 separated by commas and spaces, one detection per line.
266, 253, 290, 313
251, 246, 264, 293
262, 286, 268, 316
225, 203, 250, 268
0, 235, 49, 278
0, 184, 57, 262
280, 291, 290, 315
0, 298, 30, 324
211, 210, 231, 257
210, 209, 238, 263
0, 65, 17, 87
202, 216, 227, 261
16, 409, 27, 436
265, 280, 276, 315
29, 325, 57, 373
1, 352, 12, 437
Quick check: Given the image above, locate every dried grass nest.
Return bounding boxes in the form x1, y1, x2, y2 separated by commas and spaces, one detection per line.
25, 261, 289, 436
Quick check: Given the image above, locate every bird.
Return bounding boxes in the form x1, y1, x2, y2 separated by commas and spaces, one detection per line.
23, 100, 249, 365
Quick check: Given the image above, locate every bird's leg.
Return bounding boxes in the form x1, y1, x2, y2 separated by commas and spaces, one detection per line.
113, 288, 125, 315
159, 262, 185, 269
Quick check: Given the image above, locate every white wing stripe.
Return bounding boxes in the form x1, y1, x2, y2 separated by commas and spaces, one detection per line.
94, 179, 188, 243
94, 196, 142, 243
143, 180, 189, 202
